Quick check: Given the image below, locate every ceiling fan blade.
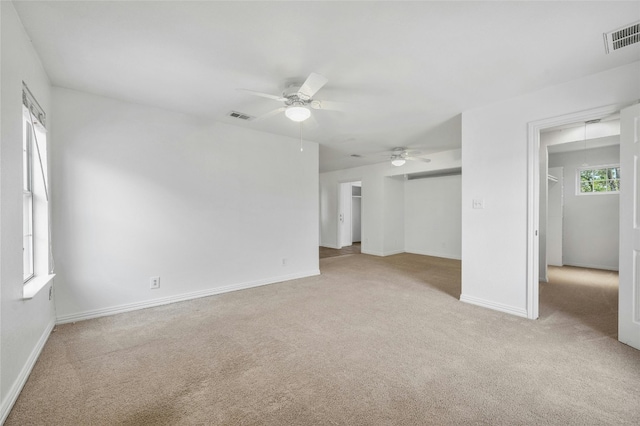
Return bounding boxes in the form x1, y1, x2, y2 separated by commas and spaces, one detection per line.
237, 89, 286, 102
297, 73, 328, 99
310, 100, 348, 112
406, 156, 432, 163
254, 107, 286, 121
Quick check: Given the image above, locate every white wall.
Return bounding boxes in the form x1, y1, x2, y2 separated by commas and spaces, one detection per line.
461, 62, 639, 318
405, 174, 462, 259
352, 196, 361, 242
0, 2, 55, 421
549, 146, 620, 271
383, 176, 405, 255
320, 149, 461, 256
51, 87, 319, 322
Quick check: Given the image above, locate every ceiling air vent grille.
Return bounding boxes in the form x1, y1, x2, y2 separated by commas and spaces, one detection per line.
604, 22, 640, 53
228, 111, 254, 121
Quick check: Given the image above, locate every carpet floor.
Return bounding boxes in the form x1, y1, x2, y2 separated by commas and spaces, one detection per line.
6, 254, 640, 425
319, 243, 361, 259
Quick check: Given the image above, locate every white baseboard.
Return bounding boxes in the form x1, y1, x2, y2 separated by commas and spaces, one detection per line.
563, 262, 619, 272
361, 249, 383, 256
320, 244, 340, 249
404, 248, 462, 260
1, 319, 55, 424
56, 270, 320, 325
460, 294, 528, 318
361, 249, 404, 257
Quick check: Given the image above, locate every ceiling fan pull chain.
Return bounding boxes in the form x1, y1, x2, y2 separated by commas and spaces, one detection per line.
299, 122, 304, 152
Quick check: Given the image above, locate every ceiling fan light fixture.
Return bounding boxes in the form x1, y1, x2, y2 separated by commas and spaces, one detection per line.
285, 105, 311, 122
391, 158, 406, 167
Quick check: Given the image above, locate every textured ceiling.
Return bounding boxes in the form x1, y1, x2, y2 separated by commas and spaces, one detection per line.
12, 1, 640, 172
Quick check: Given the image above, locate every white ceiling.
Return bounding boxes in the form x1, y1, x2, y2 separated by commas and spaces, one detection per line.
12, 1, 640, 172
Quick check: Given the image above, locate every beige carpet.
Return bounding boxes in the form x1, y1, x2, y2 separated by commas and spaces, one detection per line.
7, 254, 640, 425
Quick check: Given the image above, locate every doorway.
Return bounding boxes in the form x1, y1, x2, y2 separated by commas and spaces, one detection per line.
527, 103, 627, 318
528, 103, 640, 350
338, 181, 362, 249
536, 116, 621, 340
539, 117, 621, 281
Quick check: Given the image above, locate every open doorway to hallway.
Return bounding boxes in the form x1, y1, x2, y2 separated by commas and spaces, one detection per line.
338, 181, 362, 249
320, 180, 362, 260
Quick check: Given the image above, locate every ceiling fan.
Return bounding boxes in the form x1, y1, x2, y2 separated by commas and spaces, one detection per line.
238, 73, 344, 122
386, 147, 431, 166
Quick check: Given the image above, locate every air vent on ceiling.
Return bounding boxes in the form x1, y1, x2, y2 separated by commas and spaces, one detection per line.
350, 154, 363, 158
228, 111, 254, 121
604, 21, 640, 53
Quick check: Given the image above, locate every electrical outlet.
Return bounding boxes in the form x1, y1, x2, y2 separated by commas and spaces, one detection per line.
282, 258, 287, 266
472, 199, 485, 209
150, 276, 160, 289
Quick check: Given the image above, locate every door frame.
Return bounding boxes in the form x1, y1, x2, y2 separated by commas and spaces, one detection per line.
526, 103, 625, 320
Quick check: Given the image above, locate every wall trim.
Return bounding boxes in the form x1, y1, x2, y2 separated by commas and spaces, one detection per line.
1, 319, 55, 424
361, 249, 404, 257
460, 294, 528, 318
56, 270, 320, 325
320, 244, 341, 249
405, 248, 462, 261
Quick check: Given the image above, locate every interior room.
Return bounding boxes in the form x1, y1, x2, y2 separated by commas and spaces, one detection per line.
537, 117, 623, 339
2, 1, 640, 424
539, 118, 622, 278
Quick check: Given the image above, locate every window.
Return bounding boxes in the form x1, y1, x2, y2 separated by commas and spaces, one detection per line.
23, 119, 34, 281
22, 82, 54, 298
578, 165, 620, 194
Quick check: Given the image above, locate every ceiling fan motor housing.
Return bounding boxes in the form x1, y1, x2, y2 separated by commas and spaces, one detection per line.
392, 147, 408, 158
283, 83, 312, 103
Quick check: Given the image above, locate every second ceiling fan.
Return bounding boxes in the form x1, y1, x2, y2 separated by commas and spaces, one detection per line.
386, 148, 431, 166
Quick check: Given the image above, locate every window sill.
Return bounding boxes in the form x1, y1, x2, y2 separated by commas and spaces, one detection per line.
23, 274, 55, 300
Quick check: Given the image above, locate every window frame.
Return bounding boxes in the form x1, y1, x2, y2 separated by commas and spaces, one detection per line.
576, 163, 621, 196
23, 117, 35, 283
22, 83, 55, 299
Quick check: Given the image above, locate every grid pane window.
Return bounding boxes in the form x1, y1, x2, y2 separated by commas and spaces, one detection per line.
578, 165, 621, 194
23, 120, 34, 282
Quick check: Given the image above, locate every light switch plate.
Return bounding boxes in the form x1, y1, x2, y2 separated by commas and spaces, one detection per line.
472, 199, 484, 209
